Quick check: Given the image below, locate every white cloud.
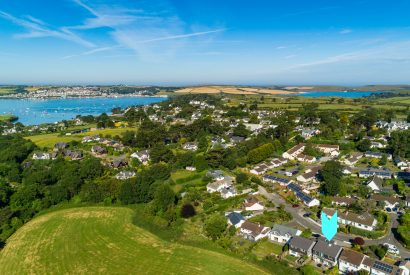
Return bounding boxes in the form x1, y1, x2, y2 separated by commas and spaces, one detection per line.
0, 11, 95, 47
340, 29, 353, 34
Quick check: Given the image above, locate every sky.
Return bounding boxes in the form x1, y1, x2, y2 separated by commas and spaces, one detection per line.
1, 0, 410, 85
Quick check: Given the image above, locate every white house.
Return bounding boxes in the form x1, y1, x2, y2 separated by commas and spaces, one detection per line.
244, 196, 265, 211
322, 208, 377, 231
131, 150, 150, 165
115, 171, 136, 180
282, 143, 306, 160
32, 152, 50, 160
268, 224, 301, 244
240, 221, 270, 242
183, 142, 198, 151
366, 175, 383, 192
338, 249, 370, 274
226, 212, 245, 228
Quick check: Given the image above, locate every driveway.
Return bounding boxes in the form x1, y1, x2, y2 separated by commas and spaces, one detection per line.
258, 186, 410, 259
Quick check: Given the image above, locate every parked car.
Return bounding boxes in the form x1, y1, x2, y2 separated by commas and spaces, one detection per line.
292, 204, 300, 208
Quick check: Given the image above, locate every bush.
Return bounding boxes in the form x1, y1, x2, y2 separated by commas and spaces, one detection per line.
352, 237, 365, 246
180, 203, 196, 218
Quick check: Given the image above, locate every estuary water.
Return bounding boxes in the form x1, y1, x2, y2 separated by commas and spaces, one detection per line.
0, 97, 167, 125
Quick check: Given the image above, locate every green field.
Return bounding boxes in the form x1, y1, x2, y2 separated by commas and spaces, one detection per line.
0, 207, 269, 275
25, 127, 137, 148
0, 114, 17, 122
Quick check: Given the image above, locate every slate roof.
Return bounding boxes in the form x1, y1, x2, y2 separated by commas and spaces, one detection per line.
226, 212, 244, 226
270, 224, 299, 237
312, 239, 342, 258
289, 236, 316, 251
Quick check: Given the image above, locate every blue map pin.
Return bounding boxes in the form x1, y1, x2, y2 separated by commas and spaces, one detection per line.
321, 211, 338, 241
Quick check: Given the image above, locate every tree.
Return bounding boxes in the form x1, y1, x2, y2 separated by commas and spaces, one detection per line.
352, 237, 365, 246
150, 143, 174, 163
180, 203, 196, 218
233, 123, 250, 137
320, 160, 344, 196
152, 184, 175, 214
194, 155, 208, 171
119, 180, 137, 204
357, 139, 371, 152
204, 214, 227, 240
236, 172, 248, 184
358, 185, 371, 198
301, 228, 312, 238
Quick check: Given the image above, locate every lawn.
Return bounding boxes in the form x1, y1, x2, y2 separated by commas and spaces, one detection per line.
0, 114, 17, 122
252, 240, 284, 258
25, 127, 137, 148
0, 207, 269, 275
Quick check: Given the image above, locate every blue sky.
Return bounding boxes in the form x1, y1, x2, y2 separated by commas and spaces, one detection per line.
1, 0, 410, 85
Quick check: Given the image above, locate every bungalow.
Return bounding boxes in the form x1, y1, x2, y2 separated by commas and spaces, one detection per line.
32, 152, 50, 160
370, 259, 405, 275
226, 212, 245, 228
371, 194, 401, 210
312, 238, 343, 267
54, 142, 68, 150
322, 208, 377, 231
395, 171, 410, 183
365, 151, 392, 160
115, 171, 136, 180
63, 150, 83, 160
359, 168, 392, 179
268, 224, 301, 244
263, 174, 292, 186
244, 196, 265, 211
110, 157, 128, 169
338, 249, 369, 274
296, 154, 316, 163
331, 196, 357, 207
282, 143, 306, 160
344, 153, 363, 166
301, 128, 320, 140
315, 144, 340, 156
342, 167, 353, 175
287, 183, 320, 207
206, 170, 225, 181
230, 135, 245, 143
131, 150, 150, 165
250, 166, 266, 175
220, 186, 238, 199
240, 221, 270, 242
288, 236, 316, 257
297, 168, 319, 183
91, 145, 107, 155
82, 135, 101, 143
185, 166, 196, 171
183, 142, 198, 151
366, 175, 384, 192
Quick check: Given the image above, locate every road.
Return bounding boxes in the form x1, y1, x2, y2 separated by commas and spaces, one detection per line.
258, 186, 410, 259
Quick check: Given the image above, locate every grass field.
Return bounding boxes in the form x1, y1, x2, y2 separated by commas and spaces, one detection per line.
25, 127, 137, 148
175, 86, 292, 95
0, 207, 269, 275
0, 114, 17, 122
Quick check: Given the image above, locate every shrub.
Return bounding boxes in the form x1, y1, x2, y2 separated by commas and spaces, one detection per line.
352, 237, 365, 246
180, 203, 196, 218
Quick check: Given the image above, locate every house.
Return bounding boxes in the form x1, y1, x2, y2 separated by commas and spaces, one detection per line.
206, 175, 237, 198
301, 128, 320, 140
32, 152, 50, 160
359, 168, 392, 179
338, 249, 369, 274
263, 174, 292, 186
371, 259, 405, 275
226, 212, 245, 228
63, 150, 83, 160
250, 166, 266, 175
206, 170, 225, 181
110, 157, 128, 169
395, 171, 410, 183
406, 195, 410, 208
239, 221, 270, 242
296, 154, 316, 163
91, 145, 107, 155
220, 186, 238, 199
288, 236, 316, 257
371, 194, 401, 210
230, 135, 245, 143
244, 196, 265, 211
183, 142, 198, 151
115, 171, 136, 180
365, 151, 392, 160
297, 168, 319, 183
331, 196, 357, 207
315, 144, 340, 156
268, 224, 301, 244
322, 208, 377, 231
342, 167, 353, 175
82, 135, 101, 143
344, 153, 363, 166
287, 183, 320, 207
185, 166, 196, 171
54, 142, 68, 150
366, 175, 384, 192
131, 150, 150, 165
282, 143, 306, 160
312, 238, 343, 267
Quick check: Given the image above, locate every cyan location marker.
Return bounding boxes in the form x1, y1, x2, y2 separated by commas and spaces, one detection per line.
321, 211, 338, 241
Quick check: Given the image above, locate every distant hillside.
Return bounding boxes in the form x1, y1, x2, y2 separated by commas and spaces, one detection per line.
175, 86, 292, 95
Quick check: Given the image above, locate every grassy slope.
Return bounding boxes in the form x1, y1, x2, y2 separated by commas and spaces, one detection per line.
0, 207, 269, 275
0, 114, 17, 122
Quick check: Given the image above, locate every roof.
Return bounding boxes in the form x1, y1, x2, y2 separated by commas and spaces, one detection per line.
372, 260, 403, 275
244, 196, 261, 207
332, 196, 356, 205
367, 175, 384, 187
312, 239, 342, 258
227, 212, 244, 226
289, 236, 316, 251
339, 249, 366, 266
271, 224, 299, 237
286, 143, 305, 155
371, 194, 401, 205
241, 221, 267, 237
322, 208, 376, 227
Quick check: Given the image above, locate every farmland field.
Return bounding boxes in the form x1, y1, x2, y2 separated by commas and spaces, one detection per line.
0, 207, 269, 275
25, 127, 137, 148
